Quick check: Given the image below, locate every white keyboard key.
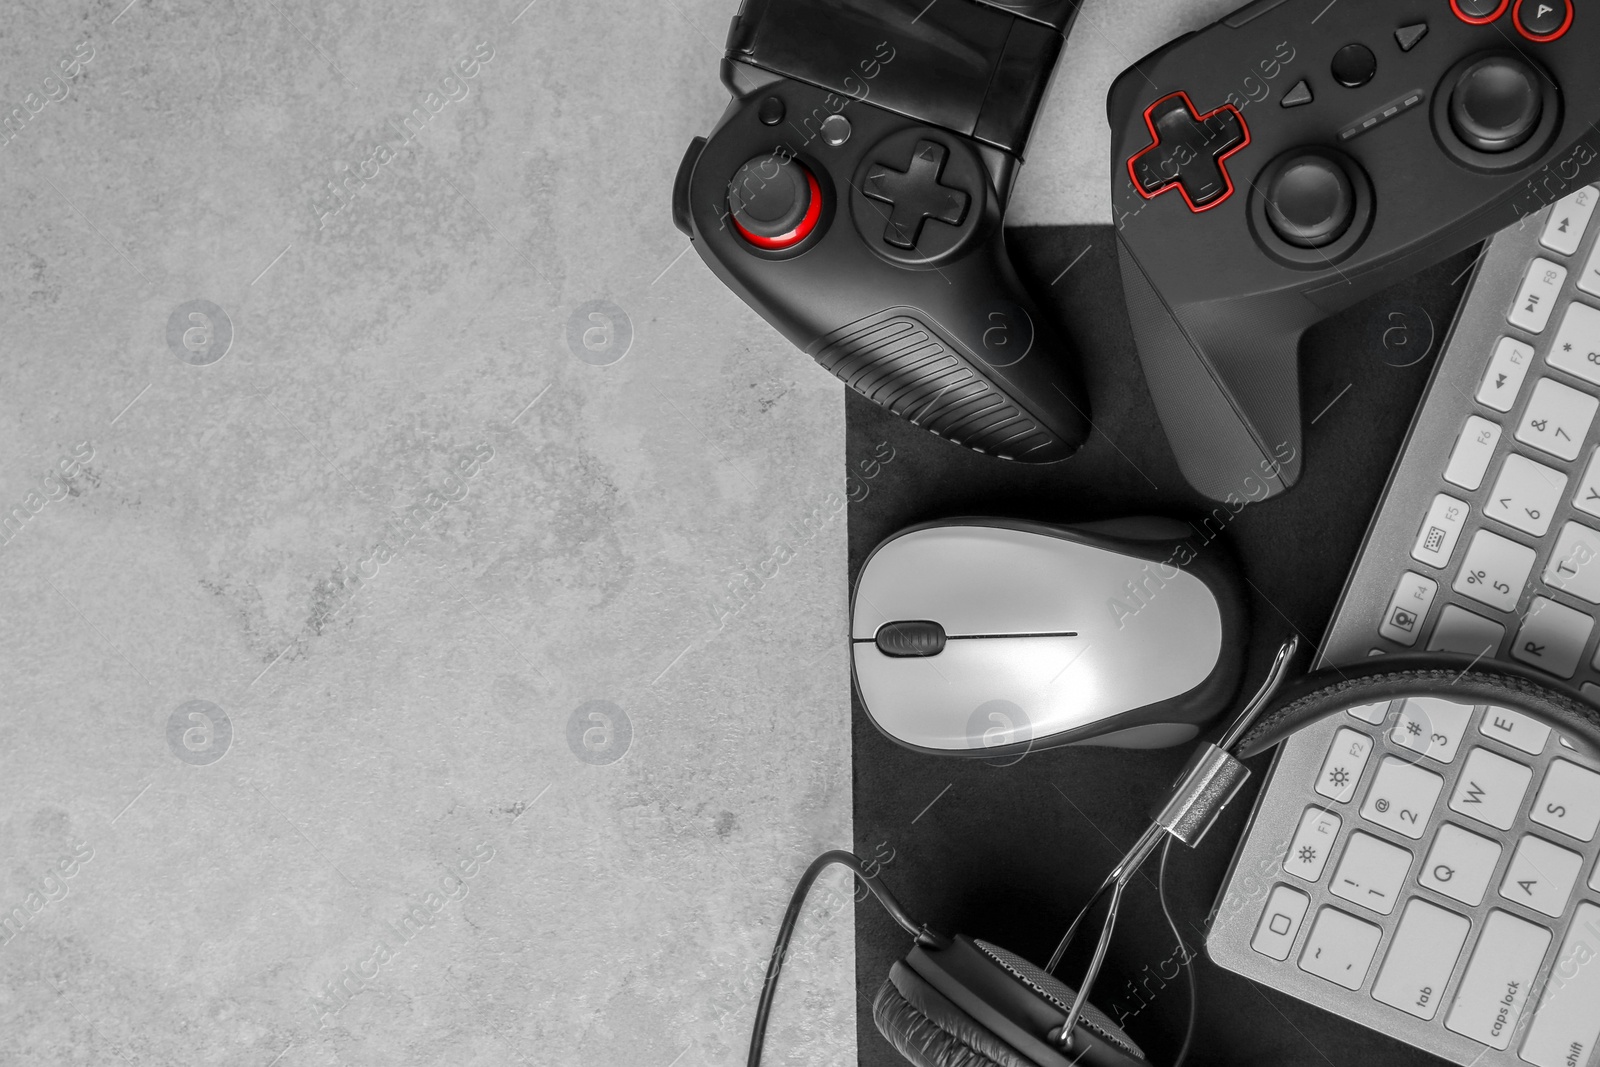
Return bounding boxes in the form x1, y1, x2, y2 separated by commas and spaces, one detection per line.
1546, 301, 1600, 386
1477, 336, 1535, 412
1444, 415, 1502, 490
1315, 727, 1374, 803
1283, 806, 1342, 881
1517, 378, 1597, 461
1419, 823, 1503, 906
1485, 453, 1567, 536
1298, 906, 1382, 990
1520, 901, 1600, 1067
1347, 700, 1390, 725
1444, 909, 1551, 1049
1371, 898, 1470, 1020
1500, 834, 1582, 917
1540, 186, 1599, 256
1362, 757, 1443, 839
1582, 230, 1600, 297
1412, 493, 1470, 567
1479, 705, 1551, 755
1530, 759, 1600, 841
1380, 571, 1437, 645
1250, 884, 1310, 961
1512, 596, 1594, 678
1454, 529, 1535, 612
1330, 831, 1412, 914
1427, 605, 1505, 656
1450, 747, 1534, 830
1391, 697, 1472, 764
1573, 448, 1600, 518
1543, 521, 1600, 603
1509, 257, 1568, 332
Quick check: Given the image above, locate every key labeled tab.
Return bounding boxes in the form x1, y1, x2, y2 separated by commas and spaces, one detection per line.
1362, 757, 1443, 838
1380, 572, 1438, 645
1454, 529, 1535, 612
1316, 727, 1374, 803
1445, 909, 1550, 1049
1251, 884, 1310, 961
1420, 822, 1503, 906
1519, 901, 1600, 1067
1477, 336, 1534, 412
1284, 806, 1342, 881
1541, 186, 1598, 257
1427, 604, 1505, 657
1543, 522, 1600, 603
1509, 258, 1569, 333
1547, 301, 1600, 386
1450, 747, 1533, 830
1372, 898, 1470, 1020
1298, 906, 1382, 990
1330, 831, 1412, 914
1485, 453, 1566, 536
1531, 759, 1600, 841
1392, 697, 1472, 763
1445, 415, 1502, 490
1500, 833, 1582, 917
1517, 378, 1597, 461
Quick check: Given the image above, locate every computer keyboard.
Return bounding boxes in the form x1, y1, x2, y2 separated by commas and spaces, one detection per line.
1208, 188, 1600, 1066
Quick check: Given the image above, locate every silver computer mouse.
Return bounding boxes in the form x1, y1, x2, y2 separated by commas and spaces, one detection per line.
850, 517, 1247, 755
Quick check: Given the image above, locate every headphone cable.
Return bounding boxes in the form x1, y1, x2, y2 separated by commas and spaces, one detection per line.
1157, 835, 1197, 1067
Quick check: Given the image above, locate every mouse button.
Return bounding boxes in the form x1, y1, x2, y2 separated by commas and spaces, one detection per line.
874, 620, 946, 657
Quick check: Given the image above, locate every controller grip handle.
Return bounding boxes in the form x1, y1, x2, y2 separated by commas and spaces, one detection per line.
807, 249, 1090, 462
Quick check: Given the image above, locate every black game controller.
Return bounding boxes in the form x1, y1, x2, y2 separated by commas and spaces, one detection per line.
673, 0, 1092, 462
1110, 0, 1597, 501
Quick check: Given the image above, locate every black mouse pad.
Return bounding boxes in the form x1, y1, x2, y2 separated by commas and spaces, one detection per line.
848, 224, 1480, 1067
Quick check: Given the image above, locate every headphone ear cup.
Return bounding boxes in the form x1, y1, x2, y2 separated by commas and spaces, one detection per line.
872, 964, 1033, 1067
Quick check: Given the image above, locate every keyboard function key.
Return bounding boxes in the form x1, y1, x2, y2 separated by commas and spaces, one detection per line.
1546, 300, 1600, 386
1380, 572, 1437, 646
1427, 605, 1505, 657
1449, 747, 1533, 830
1479, 704, 1551, 755
1419, 822, 1503, 906
1540, 185, 1598, 256
1512, 596, 1594, 678
1530, 759, 1600, 840
1330, 831, 1412, 914
1499, 834, 1582, 917
1250, 884, 1310, 961
1509, 257, 1569, 333
1516, 378, 1597, 461
1315, 727, 1374, 803
1543, 521, 1600, 603
1362, 757, 1444, 839
1519, 901, 1600, 1067
1444, 909, 1551, 1049
1347, 700, 1390, 724
1412, 493, 1471, 567
1476, 336, 1534, 412
1572, 448, 1600, 518
1284, 806, 1342, 881
1582, 229, 1600, 297
1298, 906, 1382, 990
1454, 529, 1535, 612
1444, 415, 1502, 490
1484, 453, 1567, 536
1371, 898, 1470, 1020
1391, 697, 1472, 763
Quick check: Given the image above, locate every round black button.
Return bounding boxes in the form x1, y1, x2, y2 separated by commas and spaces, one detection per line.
1265, 153, 1356, 248
1453, 0, 1508, 18
758, 96, 784, 126
1331, 43, 1377, 88
1516, 0, 1571, 39
1450, 55, 1543, 152
727, 155, 816, 248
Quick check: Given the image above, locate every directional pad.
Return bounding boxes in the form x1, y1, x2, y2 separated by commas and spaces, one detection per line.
862, 140, 971, 250
1126, 91, 1250, 212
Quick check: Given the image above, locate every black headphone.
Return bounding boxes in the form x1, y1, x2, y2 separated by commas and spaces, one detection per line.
745, 651, 1600, 1067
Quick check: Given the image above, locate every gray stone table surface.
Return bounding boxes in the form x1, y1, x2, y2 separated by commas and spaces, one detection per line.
0, 0, 1208, 1064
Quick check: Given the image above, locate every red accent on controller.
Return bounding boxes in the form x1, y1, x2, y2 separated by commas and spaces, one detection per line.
1125, 91, 1251, 214
732, 168, 823, 250
1451, 0, 1511, 24
1514, 0, 1573, 40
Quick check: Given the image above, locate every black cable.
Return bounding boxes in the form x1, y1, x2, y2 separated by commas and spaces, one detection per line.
1158, 836, 1198, 1067
747, 849, 925, 1067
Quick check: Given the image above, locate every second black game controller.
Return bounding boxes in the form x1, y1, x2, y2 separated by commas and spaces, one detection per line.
1109, 0, 1598, 501
674, 0, 1092, 462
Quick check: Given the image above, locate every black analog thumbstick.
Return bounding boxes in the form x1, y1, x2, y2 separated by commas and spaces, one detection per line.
1450, 55, 1543, 153
727, 155, 819, 248
1265, 153, 1356, 249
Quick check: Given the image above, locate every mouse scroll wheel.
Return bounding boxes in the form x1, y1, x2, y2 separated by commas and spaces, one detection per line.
875, 620, 947, 657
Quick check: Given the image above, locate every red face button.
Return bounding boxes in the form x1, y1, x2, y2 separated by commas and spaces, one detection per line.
1514, 0, 1572, 40
1127, 92, 1251, 213
727, 154, 822, 250
1451, 0, 1511, 23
